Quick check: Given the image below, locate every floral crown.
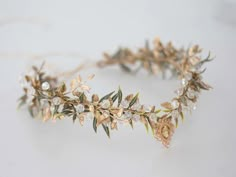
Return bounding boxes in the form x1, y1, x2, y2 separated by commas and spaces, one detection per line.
18, 38, 212, 147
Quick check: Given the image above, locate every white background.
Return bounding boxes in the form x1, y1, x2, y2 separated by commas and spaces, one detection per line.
0, 0, 235, 177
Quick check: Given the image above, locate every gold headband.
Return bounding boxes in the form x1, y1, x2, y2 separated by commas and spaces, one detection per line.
18, 38, 212, 147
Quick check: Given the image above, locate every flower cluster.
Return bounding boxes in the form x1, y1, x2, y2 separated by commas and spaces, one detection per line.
18, 38, 212, 147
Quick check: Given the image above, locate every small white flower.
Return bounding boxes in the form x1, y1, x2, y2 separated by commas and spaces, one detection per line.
76, 104, 85, 113
132, 114, 140, 121
185, 73, 192, 81
124, 111, 132, 119
171, 110, 179, 119
171, 100, 179, 109
149, 113, 157, 120
41, 82, 50, 91
120, 100, 129, 108
181, 78, 187, 86
187, 88, 195, 99
52, 97, 61, 106
101, 100, 110, 109
175, 88, 184, 96
187, 100, 197, 111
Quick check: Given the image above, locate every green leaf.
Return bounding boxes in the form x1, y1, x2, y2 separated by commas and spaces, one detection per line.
102, 124, 110, 138
112, 93, 118, 102
144, 123, 149, 133
146, 116, 154, 135
28, 106, 34, 117
62, 110, 74, 114
197, 81, 212, 90
128, 93, 139, 108
32, 66, 38, 72
79, 93, 85, 103
120, 64, 132, 73
17, 95, 27, 109
17, 100, 26, 109
54, 113, 64, 120
192, 81, 200, 92
53, 105, 59, 116
196, 52, 214, 67
72, 114, 77, 123
142, 115, 149, 133
99, 91, 115, 103
180, 112, 184, 121
175, 118, 178, 128
58, 82, 66, 93
93, 118, 97, 133
204, 51, 212, 61
117, 87, 123, 106
199, 68, 207, 74
180, 97, 188, 106
129, 120, 134, 129
155, 109, 161, 114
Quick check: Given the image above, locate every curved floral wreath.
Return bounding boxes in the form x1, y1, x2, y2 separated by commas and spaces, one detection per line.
18, 38, 212, 147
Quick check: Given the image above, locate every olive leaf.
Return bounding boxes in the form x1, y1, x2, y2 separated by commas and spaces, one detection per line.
72, 114, 77, 123
99, 91, 115, 103
163, 109, 171, 112
197, 81, 212, 90
120, 64, 132, 73
175, 118, 178, 128
128, 93, 139, 108
102, 124, 110, 138
79, 92, 86, 103
57, 82, 66, 93
140, 116, 149, 133
179, 96, 188, 106
192, 81, 201, 92
112, 93, 118, 102
195, 52, 213, 68
53, 105, 59, 116
145, 116, 154, 135
28, 106, 35, 117
180, 112, 184, 121
93, 118, 97, 133
54, 113, 64, 119
155, 109, 161, 114
17, 95, 27, 109
117, 87, 123, 106
32, 66, 39, 72
129, 119, 134, 129
17, 100, 26, 109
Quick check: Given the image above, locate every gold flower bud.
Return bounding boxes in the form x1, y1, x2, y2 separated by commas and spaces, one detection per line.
89, 105, 94, 113
125, 94, 134, 102
79, 114, 84, 126
92, 94, 99, 103
154, 116, 175, 148
111, 121, 117, 130
117, 108, 124, 117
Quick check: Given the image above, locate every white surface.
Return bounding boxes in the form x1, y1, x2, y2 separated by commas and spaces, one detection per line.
0, 0, 235, 177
